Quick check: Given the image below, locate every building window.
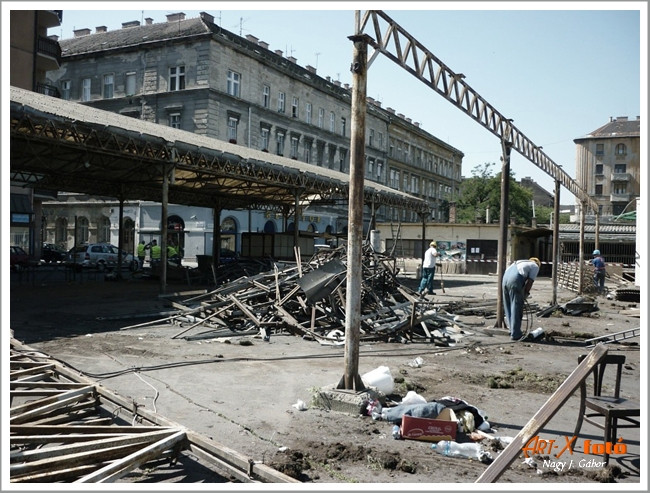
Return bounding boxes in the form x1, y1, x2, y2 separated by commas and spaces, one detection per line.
81, 78, 91, 101
614, 163, 627, 174
55, 218, 67, 245
290, 136, 299, 159
261, 127, 270, 151
76, 216, 89, 244
595, 184, 603, 195
390, 168, 400, 189
613, 183, 627, 195
291, 97, 299, 118
304, 141, 312, 163
595, 143, 604, 155
329, 112, 335, 132
328, 145, 336, 168
262, 85, 270, 108
227, 70, 241, 97
615, 143, 627, 156
169, 66, 185, 91
125, 72, 136, 96
378, 132, 383, 150
377, 161, 383, 179
340, 117, 346, 136
338, 148, 347, 172
228, 116, 238, 142
103, 74, 114, 99
369, 129, 374, 147
61, 80, 71, 100
411, 175, 419, 194
278, 92, 285, 113
98, 216, 111, 243
306, 103, 312, 124
318, 108, 324, 128
276, 132, 285, 156
367, 158, 374, 176
316, 142, 325, 166
169, 113, 181, 129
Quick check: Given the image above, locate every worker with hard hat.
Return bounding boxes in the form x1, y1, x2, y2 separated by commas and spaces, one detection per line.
591, 249, 606, 294
417, 241, 439, 296
501, 257, 541, 341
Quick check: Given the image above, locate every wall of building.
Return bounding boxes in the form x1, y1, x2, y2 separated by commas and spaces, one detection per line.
43, 12, 463, 251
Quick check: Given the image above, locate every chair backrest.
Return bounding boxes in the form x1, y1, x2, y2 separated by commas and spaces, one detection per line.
577, 353, 625, 398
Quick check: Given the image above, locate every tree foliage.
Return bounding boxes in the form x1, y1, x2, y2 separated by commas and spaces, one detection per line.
455, 163, 534, 225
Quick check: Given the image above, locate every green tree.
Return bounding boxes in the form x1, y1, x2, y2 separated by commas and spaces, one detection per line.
455, 162, 533, 225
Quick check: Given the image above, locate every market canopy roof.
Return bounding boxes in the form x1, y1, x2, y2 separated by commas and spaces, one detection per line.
10, 86, 430, 214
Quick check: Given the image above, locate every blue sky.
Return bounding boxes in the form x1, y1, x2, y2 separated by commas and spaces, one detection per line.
44, 2, 645, 205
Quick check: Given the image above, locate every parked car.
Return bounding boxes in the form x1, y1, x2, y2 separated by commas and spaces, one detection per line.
10, 246, 31, 270
66, 243, 140, 272
41, 243, 67, 263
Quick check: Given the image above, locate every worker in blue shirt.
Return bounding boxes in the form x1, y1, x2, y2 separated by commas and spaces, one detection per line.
591, 249, 606, 294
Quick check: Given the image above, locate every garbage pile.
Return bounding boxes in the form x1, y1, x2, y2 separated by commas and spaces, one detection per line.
149, 244, 475, 345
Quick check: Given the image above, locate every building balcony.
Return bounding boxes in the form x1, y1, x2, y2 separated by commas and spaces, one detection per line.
36, 35, 62, 71
35, 82, 60, 98
610, 172, 632, 182
39, 10, 63, 28
610, 192, 633, 203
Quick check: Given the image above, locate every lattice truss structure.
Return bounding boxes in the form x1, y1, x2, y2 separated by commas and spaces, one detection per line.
9, 339, 298, 484
357, 10, 598, 211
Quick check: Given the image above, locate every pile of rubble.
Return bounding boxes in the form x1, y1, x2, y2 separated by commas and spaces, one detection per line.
127, 245, 476, 346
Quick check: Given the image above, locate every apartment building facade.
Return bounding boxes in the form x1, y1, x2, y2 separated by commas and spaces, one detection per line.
9, 10, 62, 261
574, 116, 641, 218
43, 11, 462, 259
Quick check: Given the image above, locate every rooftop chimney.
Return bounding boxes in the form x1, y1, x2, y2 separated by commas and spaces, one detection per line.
73, 28, 91, 38
166, 12, 186, 23
275, 49, 283, 57
95, 26, 107, 33
122, 21, 140, 29
287, 56, 297, 64
246, 34, 259, 44
616, 116, 628, 121
305, 65, 317, 74
199, 12, 213, 24
145, 17, 154, 25
258, 40, 269, 49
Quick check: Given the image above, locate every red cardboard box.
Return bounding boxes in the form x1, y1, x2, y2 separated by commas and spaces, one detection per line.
400, 408, 458, 442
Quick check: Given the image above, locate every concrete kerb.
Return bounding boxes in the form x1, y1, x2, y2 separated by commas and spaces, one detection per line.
312, 385, 384, 415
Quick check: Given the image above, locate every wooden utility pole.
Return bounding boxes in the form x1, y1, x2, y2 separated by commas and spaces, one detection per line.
338, 31, 371, 391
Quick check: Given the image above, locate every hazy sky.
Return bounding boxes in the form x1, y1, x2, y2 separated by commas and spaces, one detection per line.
42, 2, 645, 205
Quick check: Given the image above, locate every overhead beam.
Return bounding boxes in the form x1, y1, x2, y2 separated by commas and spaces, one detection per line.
358, 10, 598, 213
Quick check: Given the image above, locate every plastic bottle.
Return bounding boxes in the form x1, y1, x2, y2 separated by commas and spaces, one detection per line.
530, 327, 544, 340
431, 440, 486, 460
392, 425, 401, 439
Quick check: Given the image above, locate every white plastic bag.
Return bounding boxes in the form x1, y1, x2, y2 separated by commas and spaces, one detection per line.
361, 366, 394, 395
401, 390, 427, 405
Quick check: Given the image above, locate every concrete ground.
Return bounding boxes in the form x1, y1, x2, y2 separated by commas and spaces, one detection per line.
7, 262, 643, 484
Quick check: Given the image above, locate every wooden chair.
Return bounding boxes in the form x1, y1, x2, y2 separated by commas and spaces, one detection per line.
574, 353, 640, 464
